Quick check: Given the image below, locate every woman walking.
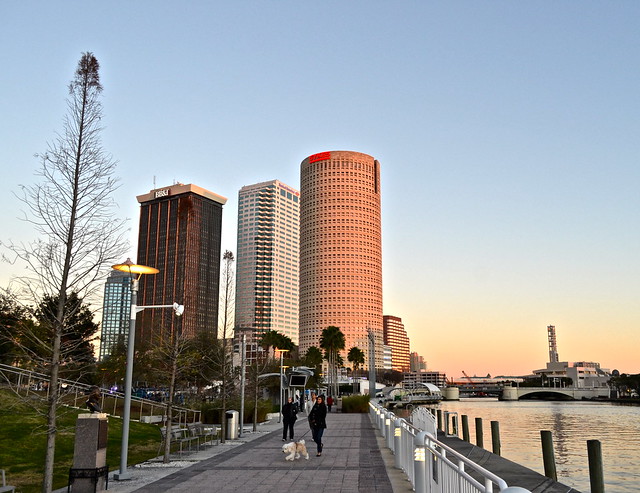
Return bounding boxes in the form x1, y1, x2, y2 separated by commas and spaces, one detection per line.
308, 395, 328, 456
282, 397, 298, 441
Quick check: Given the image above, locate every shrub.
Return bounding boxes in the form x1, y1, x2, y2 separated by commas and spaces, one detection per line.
340, 394, 370, 413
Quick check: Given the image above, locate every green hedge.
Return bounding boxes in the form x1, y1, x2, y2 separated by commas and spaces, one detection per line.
340, 394, 370, 413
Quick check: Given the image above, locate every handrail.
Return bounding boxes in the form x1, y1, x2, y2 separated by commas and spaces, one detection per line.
369, 401, 531, 493
0, 363, 200, 425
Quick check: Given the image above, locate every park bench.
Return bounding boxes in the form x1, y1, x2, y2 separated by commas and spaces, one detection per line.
158, 425, 199, 456
186, 422, 220, 449
0, 470, 16, 493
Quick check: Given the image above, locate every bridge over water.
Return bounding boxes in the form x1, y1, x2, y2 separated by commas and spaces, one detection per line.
501, 386, 612, 401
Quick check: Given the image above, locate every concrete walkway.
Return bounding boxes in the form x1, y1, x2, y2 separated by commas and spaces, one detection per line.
106, 413, 397, 493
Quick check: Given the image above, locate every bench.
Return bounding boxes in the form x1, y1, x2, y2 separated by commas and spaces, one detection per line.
0, 470, 16, 493
158, 425, 199, 456
186, 422, 220, 448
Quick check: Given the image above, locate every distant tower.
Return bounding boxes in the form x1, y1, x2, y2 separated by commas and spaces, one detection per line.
98, 270, 131, 361
547, 325, 559, 363
299, 150, 383, 368
135, 183, 227, 342
383, 315, 411, 372
234, 180, 300, 347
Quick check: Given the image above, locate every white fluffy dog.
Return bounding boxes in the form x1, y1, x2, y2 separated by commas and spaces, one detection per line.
282, 439, 309, 461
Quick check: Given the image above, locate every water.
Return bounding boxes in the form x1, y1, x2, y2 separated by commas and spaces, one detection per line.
418, 399, 640, 493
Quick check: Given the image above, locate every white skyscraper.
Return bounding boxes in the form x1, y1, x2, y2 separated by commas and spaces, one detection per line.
234, 180, 300, 346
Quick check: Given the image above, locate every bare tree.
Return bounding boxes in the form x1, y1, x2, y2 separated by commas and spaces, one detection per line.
2, 52, 127, 493
145, 323, 193, 463
218, 250, 235, 442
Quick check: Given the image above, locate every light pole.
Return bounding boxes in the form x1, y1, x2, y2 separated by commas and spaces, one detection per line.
112, 258, 184, 481
239, 334, 246, 438
276, 348, 289, 423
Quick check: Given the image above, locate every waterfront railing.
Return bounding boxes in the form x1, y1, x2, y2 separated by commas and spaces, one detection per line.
370, 401, 531, 493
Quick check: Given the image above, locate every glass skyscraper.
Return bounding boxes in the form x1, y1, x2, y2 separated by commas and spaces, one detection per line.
234, 180, 300, 347
99, 270, 131, 361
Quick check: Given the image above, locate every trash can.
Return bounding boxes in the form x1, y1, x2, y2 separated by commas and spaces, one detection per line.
225, 410, 239, 440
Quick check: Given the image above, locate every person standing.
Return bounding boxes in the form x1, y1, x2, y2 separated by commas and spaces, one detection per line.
327, 395, 334, 412
308, 395, 328, 456
305, 391, 317, 414
282, 397, 298, 441
86, 386, 102, 413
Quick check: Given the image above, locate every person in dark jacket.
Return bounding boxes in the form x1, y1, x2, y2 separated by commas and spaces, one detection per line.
282, 397, 298, 441
308, 395, 328, 456
86, 386, 102, 413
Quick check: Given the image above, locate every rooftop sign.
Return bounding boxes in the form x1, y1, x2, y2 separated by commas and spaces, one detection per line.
309, 151, 331, 163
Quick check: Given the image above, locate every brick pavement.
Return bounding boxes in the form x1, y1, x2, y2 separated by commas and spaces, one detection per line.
132, 413, 393, 493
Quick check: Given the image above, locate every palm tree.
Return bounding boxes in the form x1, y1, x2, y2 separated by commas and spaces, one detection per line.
348, 346, 365, 394
320, 326, 345, 398
259, 330, 293, 358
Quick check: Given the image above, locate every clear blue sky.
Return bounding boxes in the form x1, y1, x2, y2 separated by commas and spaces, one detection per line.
1, 2, 638, 378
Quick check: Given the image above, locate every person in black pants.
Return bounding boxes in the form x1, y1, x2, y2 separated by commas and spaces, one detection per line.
308, 395, 328, 456
282, 397, 298, 441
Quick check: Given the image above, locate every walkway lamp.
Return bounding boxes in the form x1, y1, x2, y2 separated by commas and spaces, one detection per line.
111, 258, 184, 481
276, 348, 290, 423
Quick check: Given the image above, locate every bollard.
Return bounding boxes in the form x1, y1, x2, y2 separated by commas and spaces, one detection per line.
437, 409, 443, 431
394, 418, 403, 470
491, 420, 501, 456
461, 415, 470, 442
587, 440, 605, 493
475, 417, 484, 448
540, 430, 557, 481
413, 431, 427, 493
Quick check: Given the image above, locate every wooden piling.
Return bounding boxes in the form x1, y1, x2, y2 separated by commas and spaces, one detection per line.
461, 415, 470, 442
490, 420, 501, 456
475, 417, 483, 448
587, 439, 605, 493
540, 430, 557, 480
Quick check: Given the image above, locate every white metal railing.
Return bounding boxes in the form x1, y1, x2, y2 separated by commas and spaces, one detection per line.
370, 401, 530, 493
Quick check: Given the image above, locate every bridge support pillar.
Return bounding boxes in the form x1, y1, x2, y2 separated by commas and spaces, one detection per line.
501, 387, 518, 401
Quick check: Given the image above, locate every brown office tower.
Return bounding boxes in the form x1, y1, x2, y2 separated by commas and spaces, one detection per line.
136, 183, 227, 342
383, 315, 411, 373
299, 151, 383, 368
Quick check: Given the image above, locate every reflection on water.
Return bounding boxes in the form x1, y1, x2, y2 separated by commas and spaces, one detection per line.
409, 399, 640, 493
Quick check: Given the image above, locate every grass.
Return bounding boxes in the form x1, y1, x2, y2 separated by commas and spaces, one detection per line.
0, 389, 163, 493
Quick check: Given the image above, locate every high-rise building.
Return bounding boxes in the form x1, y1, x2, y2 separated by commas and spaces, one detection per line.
382, 345, 393, 370
410, 352, 427, 372
98, 270, 132, 361
234, 180, 300, 349
135, 183, 227, 342
383, 315, 411, 372
299, 150, 383, 368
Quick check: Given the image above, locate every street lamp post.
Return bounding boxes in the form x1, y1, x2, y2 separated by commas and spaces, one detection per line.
276, 348, 290, 424
111, 259, 184, 481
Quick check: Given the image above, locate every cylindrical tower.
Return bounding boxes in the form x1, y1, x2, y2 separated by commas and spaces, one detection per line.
299, 150, 383, 368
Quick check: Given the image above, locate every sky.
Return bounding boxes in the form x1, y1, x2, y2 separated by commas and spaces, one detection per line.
1, 2, 638, 379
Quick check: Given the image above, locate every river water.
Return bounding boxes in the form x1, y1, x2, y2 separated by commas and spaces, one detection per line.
412, 399, 639, 493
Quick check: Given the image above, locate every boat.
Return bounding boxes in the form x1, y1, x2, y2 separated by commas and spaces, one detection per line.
380, 383, 443, 409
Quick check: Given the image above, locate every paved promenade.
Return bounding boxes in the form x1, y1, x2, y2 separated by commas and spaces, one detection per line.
104, 413, 403, 493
